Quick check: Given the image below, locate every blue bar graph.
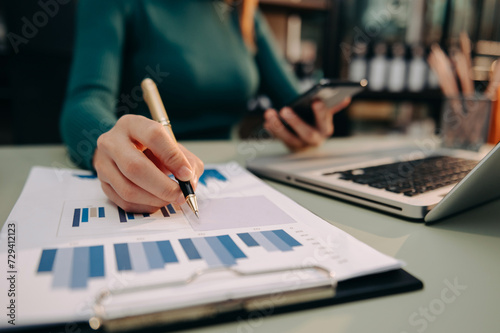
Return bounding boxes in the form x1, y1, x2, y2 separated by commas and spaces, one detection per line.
199, 169, 227, 186
116, 204, 178, 223
237, 233, 259, 247
72, 207, 106, 227
217, 235, 247, 259
240, 230, 302, 252
37, 245, 105, 290
114, 240, 180, 272
179, 239, 202, 260
110, 231, 298, 274
181, 236, 247, 268
261, 231, 293, 252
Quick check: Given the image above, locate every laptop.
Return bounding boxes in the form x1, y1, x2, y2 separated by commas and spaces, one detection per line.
247, 139, 500, 222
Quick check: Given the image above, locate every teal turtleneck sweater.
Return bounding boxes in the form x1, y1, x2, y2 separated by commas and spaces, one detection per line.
60, 0, 300, 170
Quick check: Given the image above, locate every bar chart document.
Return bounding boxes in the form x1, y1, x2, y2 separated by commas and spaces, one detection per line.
0, 163, 402, 329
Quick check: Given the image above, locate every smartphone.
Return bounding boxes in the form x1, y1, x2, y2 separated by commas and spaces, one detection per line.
283, 79, 367, 128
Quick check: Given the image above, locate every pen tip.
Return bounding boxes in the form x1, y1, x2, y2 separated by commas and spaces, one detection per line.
195, 211, 199, 219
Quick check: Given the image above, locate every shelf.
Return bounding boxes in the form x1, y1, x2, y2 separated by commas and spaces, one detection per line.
353, 89, 444, 102
260, 0, 328, 11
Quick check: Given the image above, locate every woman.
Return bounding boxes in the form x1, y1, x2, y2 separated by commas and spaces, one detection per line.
60, 0, 349, 213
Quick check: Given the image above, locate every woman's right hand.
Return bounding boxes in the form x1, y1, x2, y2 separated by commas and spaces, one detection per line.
93, 115, 204, 213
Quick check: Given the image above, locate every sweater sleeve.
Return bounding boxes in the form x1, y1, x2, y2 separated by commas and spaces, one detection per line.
60, 0, 129, 170
254, 10, 301, 109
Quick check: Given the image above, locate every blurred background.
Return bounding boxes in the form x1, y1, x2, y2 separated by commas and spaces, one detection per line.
0, 0, 499, 145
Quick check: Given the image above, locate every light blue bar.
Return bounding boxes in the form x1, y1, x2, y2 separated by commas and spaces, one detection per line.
250, 232, 279, 252
128, 242, 149, 272
71, 247, 89, 289
261, 231, 293, 252
52, 247, 73, 288
142, 242, 164, 270
205, 237, 236, 266
191, 238, 223, 268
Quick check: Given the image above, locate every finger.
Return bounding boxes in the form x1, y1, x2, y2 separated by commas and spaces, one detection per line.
122, 115, 194, 181
97, 127, 184, 204
96, 156, 181, 207
100, 181, 161, 214
280, 107, 324, 147
263, 109, 306, 150
312, 101, 334, 137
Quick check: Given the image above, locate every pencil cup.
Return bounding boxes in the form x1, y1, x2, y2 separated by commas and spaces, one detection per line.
440, 95, 491, 151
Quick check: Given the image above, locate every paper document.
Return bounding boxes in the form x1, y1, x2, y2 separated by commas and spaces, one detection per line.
0, 163, 402, 328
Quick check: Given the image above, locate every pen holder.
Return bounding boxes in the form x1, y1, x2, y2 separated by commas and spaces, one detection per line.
440, 95, 491, 151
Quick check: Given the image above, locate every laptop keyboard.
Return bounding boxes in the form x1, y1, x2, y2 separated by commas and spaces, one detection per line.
324, 156, 478, 197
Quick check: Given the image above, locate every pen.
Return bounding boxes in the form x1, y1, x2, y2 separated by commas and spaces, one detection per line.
141, 78, 199, 218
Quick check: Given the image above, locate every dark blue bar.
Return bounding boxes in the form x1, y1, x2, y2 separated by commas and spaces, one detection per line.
160, 207, 169, 217
114, 243, 132, 271
167, 204, 176, 214
179, 239, 201, 260
98, 207, 105, 218
37, 249, 57, 272
72, 209, 81, 227
143, 213, 150, 217
217, 235, 247, 259
272, 230, 302, 247
89, 246, 105, 277
126, 212, 135, 220
82, 208, 89, 223
237, 233, 259, 247
118, 207, 127, 223
156, 240, 179, 263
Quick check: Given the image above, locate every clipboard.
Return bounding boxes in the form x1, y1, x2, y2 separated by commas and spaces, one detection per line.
6, 267, 422, 333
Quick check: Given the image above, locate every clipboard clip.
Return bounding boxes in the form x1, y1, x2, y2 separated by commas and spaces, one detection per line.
89, 265, 336, 332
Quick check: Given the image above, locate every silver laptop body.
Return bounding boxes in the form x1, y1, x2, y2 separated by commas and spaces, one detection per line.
247, 140, 500, 222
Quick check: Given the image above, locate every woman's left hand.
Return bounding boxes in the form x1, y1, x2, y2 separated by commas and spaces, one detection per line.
263, 97, 351, 151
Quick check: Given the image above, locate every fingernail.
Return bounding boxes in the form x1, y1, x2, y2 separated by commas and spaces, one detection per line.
178, 166, 193, 180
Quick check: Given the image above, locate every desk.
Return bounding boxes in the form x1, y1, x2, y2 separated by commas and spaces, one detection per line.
1, 137, 499, 333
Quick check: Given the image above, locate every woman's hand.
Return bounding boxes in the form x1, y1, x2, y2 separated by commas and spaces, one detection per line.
263, 97, 351, 151
93, 115, 204, 213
